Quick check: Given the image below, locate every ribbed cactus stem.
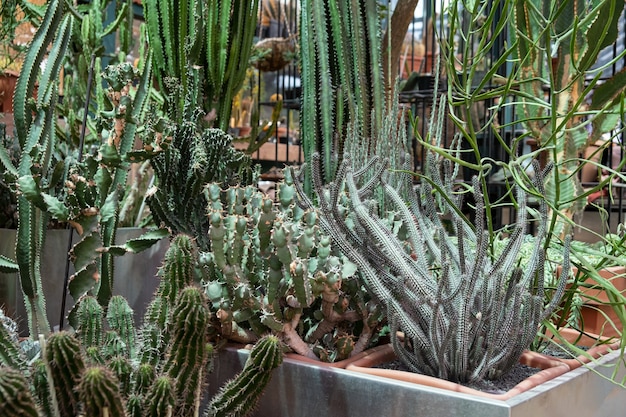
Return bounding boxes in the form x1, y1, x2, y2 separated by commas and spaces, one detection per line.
44, 332, 84, 417
159, 234, 197, 306
0, 318, 27, 372
32, 359, 55, 417
206, 335, 283, 417
76, 295, 103, 349
126, 394, 142, 417
133, 363, 156, 395
145, 376, 176, 417
79, 366, 126, 417
0, 367, 40, 416
106, 295, 136, 359
162, 286, 211, 417
108, 355, 132, 393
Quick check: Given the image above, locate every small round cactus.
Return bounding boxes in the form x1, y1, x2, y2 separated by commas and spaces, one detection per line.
79, 366, 126, 417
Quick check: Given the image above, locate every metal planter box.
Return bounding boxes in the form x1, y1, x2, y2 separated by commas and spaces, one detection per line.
207, 346, 626, 417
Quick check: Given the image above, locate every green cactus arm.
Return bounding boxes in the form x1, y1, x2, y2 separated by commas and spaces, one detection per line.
145, 376, 176, 417
106, 296, 137, 359
206, 335, 283, 417
75, 295, 104, 349
13, 0, 64, 149
0, 255, 19, 274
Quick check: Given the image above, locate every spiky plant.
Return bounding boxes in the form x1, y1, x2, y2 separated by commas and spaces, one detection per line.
293, 99, 572, 383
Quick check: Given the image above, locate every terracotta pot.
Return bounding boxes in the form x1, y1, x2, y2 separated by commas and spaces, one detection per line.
559, 265, 626, 337
344, 337, 620, 401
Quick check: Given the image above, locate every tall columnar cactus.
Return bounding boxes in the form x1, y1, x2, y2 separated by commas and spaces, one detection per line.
75, 295, 104, 349
4, 0, 73, 336
299, 0, 386, 192
78, 366, 126, 417
162, 286, 212, 417
0, 367, 40, 417
106, 296, 136, 359
44, 332, 85, 416
206, 335, 283, 417
143, 0, 259, 131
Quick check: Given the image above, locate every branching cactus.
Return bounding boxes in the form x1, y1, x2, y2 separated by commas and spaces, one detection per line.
0, 367, 40, 417
293, 144, 572, 383
106, 296, 136, 359
206, 335, 283, 417
203, 174, 383, 362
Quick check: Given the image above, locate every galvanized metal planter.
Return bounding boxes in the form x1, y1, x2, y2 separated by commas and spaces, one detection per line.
207, 345, 626, 417
0, 228, 168, 335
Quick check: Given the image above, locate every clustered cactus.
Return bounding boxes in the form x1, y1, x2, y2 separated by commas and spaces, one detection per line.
201, 171, 383, 362
293, 127, 571, 383
0, 235, 282, 417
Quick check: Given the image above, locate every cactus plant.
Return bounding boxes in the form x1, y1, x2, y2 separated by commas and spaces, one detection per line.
206, 335, 283, 417
106, 296, 136, 359
0, 367, 40, 417
75, 296, 104, 349
162, 286, 212, 417
78, 366, 126, 417
293, 99, 572, 383
44, 332, 85, 416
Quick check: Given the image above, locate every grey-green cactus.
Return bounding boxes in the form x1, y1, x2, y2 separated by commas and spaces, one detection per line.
294, 118, 572, 383
78, 366, 126, 417
206, 335, 283, 417
202, 175, 382, 362
0, 313, 27, 372
0, 367, 40, 417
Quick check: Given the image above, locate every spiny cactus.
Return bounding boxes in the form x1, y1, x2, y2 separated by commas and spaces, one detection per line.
78, 366, 126, 417
206, 335, 283, 417
0, 312, 27, 372
44, 332, 85, 416
144, 375, 176, 417
0, 367, 40, 417
75, 295, 103, 349
294, 129, 572, 383
143, 0, 259, 131
145, 102, 253, 250
162, 286, 212, 417
106, 296, 136, 359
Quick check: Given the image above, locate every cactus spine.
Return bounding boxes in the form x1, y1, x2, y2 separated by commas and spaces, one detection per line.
75, 296, 103, 349
44, 332, 85, 416
106, 296, 136, 359
145, 376, 176, 417
79, 366, 126, 417
0, 367, 40, 417
162, 286, 212, 417
206, 335, 283, 417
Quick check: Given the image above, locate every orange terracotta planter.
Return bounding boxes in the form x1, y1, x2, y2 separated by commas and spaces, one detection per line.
345, 337, 621, 401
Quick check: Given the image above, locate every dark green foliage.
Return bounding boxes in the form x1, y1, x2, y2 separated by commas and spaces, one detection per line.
0, 367, 40, 417
147, 120, 252, 251
206, 335, 283, 417
44, 332, 85, 416
79, 366, 126, 417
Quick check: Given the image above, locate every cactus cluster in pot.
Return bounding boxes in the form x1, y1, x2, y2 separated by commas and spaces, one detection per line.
0, 234, 283, 417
